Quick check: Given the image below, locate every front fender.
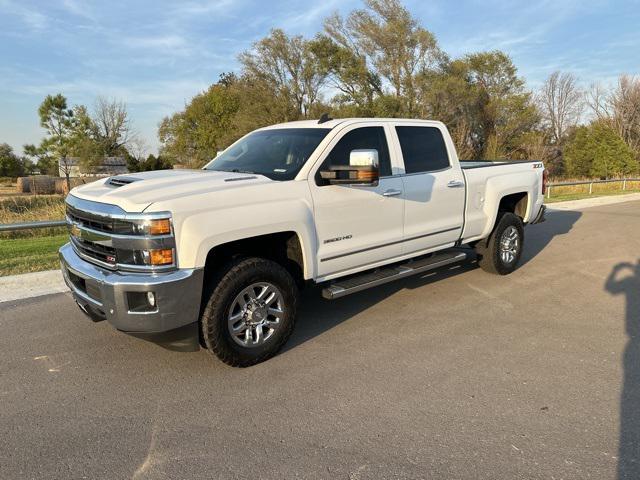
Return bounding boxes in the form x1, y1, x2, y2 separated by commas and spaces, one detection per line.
177, 198, 318, 279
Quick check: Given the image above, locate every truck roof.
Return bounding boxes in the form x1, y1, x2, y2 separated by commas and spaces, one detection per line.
259, 118, 445, 130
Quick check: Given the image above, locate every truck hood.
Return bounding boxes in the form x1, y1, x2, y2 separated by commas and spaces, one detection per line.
70, 169, 272, 212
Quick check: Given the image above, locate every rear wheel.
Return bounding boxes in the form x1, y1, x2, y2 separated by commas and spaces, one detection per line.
201, 257, 298, 367
475, 212, 524, 275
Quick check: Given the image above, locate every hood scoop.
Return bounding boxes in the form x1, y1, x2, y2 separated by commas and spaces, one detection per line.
106, 176, 142, 188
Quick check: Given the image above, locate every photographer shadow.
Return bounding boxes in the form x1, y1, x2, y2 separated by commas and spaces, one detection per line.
605, 260, 640, 479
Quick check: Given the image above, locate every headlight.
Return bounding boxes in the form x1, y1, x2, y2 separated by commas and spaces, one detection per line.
128, 217, 172, 236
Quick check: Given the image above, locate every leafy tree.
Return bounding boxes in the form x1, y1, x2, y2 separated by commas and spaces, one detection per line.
141, 154, 173, 171
0, 143, 30, 177
461, 51, 539, 159
564, 122, 637, 178
69, 105, 102, 173
159, 75, 242, 167
23, 143, 56, 175
239, 29, 326, 119
308, 34, 381, 114
317, 0, 443, 116
37, 94, 76, 190
414, 51, 538, 159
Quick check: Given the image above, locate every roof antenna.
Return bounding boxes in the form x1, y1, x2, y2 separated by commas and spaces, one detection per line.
318, 113, 332, 124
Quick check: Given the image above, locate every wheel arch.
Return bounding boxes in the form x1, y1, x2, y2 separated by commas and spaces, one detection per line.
202, 231, 308, 288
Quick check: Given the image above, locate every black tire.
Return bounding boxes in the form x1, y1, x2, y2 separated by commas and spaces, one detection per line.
201, 257, 298, 367
475, 212, 524, 275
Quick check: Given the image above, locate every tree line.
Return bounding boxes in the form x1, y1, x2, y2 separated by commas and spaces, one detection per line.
0, 94, 170, 189
159, 0, 640, 178
3, 0, 639, 181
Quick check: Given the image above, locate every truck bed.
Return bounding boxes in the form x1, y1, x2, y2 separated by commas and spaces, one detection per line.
459, 159, 545, 243
460, 160, 539, 169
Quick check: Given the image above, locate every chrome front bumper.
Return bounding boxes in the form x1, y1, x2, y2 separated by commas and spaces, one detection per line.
59, 243, 204, 333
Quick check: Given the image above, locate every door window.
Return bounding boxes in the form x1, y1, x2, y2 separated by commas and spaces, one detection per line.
395, 126, 450, 174
317, 127, 392, 184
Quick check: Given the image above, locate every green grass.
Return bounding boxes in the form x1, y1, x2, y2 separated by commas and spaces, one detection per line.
545, 188, 640, 203
0, 234, 68, 276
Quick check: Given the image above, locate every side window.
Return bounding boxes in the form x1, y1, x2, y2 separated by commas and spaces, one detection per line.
317, 127, 392, 183
395, 126, 450, 174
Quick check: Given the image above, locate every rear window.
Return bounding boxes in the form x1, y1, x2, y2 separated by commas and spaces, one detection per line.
395, 126, 450, 174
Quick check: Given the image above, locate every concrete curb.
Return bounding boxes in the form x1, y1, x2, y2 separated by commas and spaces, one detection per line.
2, 192, 640, 303
0, 270, 68, 304
546, 192, 640, 211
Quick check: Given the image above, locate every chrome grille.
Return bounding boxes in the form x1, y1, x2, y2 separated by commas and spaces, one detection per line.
66, 204, 139, 235
65, 194, 176, 272
70, 235, 117, 267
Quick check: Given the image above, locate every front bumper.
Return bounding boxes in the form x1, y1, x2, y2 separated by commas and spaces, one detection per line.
59, 243, 204, 333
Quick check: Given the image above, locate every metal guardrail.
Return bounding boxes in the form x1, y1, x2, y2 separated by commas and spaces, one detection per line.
546, 178, 640, 198
0, 220, 67, 233
1, 178, 638, 231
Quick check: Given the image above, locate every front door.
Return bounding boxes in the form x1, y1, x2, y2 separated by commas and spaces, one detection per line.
309, 124, 404, 279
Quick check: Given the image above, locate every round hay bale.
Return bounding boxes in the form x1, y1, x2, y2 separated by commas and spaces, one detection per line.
30, 175, 56, 195
16, 177, 31, 193
55, 178, 68, 194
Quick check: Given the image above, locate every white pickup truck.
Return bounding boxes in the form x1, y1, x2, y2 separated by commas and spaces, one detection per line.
60, 118, 546, 366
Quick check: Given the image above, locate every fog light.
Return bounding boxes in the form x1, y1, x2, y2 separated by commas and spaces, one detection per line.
149, 248, 173, 265
147, 291, 156, 307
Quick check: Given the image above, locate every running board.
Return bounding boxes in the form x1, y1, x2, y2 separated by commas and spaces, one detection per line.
322, 251, 469, 300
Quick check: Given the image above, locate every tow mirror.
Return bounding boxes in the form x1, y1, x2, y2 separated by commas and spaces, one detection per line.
320, 149, 380, 186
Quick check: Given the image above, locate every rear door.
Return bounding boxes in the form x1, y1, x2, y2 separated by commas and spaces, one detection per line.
309, 123, 405, 279
390, 124, 465, 256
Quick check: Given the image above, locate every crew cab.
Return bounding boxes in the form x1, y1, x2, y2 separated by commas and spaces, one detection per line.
59, 118, 546, 366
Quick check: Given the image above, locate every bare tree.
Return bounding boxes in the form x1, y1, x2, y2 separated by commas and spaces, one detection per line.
609, 75, 640, 154
93, 96, 131, 155
538, 71, 583, 144
127, 134, 149, 163
586, 82, 609, 121
586, 76, 640, 155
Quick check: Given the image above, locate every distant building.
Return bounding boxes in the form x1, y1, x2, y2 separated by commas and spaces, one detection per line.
58, 157, 128, 177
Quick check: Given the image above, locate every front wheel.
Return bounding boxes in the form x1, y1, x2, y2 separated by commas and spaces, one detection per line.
201, 257, 298, 367
475, 212, 524, 275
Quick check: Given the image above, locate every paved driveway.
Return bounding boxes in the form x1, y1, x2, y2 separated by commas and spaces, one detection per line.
1, 201, 639, 479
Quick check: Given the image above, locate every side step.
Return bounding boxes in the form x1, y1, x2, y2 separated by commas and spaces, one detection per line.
322, 251, 469, 300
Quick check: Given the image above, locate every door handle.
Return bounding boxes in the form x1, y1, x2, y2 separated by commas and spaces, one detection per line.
383, 189, 402, 197
447, 180, 465, 188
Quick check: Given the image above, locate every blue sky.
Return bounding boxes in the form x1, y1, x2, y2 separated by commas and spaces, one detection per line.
1, 0, 639, 155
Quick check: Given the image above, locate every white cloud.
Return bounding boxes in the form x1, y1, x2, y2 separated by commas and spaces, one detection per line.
123, 34, 189, 50
0, 0, 48, 29
60, 0, 96, 21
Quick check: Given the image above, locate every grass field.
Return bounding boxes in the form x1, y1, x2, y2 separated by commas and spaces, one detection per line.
0, 194, 66, 240
0, 234, 68, 276
545, 188, 640, 203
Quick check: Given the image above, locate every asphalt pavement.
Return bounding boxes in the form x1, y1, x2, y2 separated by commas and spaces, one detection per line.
1, 200, 639, 479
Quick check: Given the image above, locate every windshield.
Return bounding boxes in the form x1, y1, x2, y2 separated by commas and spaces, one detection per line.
204, 128, 330, 181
